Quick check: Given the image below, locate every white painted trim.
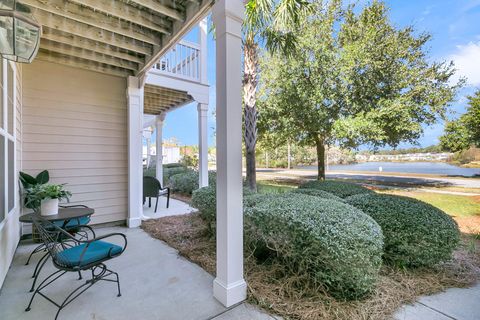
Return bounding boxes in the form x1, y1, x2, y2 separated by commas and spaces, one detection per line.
213, 279, 247, 308
155, 114, 165, 184
0, 60, 18, 233
197, 103, 208, 188
212, 0, 247, 308
127, 76, 144, 228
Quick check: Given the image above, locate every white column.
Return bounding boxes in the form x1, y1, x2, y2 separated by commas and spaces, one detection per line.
144, 129, 152, 168
197, 103, 209, 188
212, 0, 246, 308
127, 76, 144, 228
155, 113, 166, 184
199, 18, 208, 85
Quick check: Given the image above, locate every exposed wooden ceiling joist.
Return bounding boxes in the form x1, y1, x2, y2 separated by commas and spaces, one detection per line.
68, 0, 172, 35
21, 0, 161, 45
21, 0, 211, 77
27, 8, 153, 55
128, 0, 185, 21
42, 28, 145, 64
37, 50, 132, 78
144, 83, 193, 115
40, 39, 139, 71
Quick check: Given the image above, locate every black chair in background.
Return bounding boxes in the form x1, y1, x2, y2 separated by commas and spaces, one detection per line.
143, 176, 170, 212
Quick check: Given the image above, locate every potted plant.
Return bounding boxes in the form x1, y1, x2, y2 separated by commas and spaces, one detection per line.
24, 184, 72, 216
19, 170, 50, 210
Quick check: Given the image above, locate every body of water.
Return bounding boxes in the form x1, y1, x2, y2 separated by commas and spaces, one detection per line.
298, 162, 480, 177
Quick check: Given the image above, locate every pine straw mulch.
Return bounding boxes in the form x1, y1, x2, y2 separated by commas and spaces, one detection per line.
142, 213, 480, 320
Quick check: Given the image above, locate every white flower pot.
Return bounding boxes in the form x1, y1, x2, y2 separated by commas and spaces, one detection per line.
40, 198, 59, 216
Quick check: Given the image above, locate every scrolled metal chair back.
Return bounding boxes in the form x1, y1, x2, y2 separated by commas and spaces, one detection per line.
31, 216, 77, 268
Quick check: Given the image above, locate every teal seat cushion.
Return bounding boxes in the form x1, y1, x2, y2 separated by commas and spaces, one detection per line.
56, 240, 122, 267
53, 217, 91, 229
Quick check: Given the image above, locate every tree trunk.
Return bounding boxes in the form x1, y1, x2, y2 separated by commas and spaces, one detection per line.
315, 136, 326, 180
243, 37, 258, 191
287, 142, 291, 169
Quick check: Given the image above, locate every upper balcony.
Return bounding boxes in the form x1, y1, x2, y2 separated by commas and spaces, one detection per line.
145, 22, 209, 116
150, 40, 203, 84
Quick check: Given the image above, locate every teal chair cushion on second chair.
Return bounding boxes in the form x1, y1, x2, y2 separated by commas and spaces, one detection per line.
53, 216, 91, 229
56, 240, 123, 268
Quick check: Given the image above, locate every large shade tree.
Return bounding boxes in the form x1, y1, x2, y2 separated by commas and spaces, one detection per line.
440, 89, 480, 152
243, 0, 310, 190
258, 0, 462, 180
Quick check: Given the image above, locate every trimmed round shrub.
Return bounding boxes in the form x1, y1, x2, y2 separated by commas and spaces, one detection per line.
164, 163, 185, 169
164, 167, 192, 185
290, 188, 345, 202
245, 193, 384, 299
346, 194, 460, 268
169, 171, 216, 195
299, 180, 375, 199
192, 185, 256, 233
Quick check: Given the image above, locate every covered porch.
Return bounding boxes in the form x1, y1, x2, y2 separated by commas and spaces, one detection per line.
0, 0, 248, 316
0, 226, 274, 320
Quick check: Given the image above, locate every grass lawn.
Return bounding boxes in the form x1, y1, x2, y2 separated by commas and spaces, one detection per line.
382, 191, 480, 217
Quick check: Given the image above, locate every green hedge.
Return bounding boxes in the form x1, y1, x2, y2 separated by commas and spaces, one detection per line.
346, 194, 460, 268
143, 165, 191, 186
169, 171, 216, 195
164, 163, 185, 169
290, 188, 345, 202
192, 185, 256, 233
245, 193, 383, 300
299, 180, 375, 199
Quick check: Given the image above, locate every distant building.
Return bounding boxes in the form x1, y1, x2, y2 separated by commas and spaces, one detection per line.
355, 152, 453, 162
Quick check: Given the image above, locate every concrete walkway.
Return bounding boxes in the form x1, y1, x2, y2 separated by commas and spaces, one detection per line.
394, 284, 480, 320
143, 196, 196, 219
0, 227, 275, 320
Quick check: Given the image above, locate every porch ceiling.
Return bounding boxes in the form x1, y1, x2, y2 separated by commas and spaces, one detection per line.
144, 84, 192, 115
20, 0, 213, 77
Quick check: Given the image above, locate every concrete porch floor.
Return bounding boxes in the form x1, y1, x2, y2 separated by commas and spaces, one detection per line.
143, 196, 196, 219
0, 226, 276, 320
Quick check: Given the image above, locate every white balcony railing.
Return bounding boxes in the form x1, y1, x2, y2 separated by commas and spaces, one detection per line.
151, 40, 201, 82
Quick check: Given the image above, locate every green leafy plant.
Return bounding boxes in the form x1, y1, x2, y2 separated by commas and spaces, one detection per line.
24, 184, 72, 211
244, 192, 384, 300
346, 194, 460, 268
299, 180, 374, 198
19, 170, 50, 189
19, 170, 50, 209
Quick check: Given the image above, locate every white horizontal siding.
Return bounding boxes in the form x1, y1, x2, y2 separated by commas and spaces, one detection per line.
22, 61, 128, 224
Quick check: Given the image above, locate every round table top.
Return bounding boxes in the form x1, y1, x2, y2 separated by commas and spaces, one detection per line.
19, 207, 95, 223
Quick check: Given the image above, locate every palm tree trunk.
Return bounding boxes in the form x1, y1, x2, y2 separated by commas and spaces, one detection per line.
315, 136, 326, 180
243, 37, 258, 191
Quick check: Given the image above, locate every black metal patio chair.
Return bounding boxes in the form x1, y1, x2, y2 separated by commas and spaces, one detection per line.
26, 216, 127, 320
26, 205, 94, 293
143, 176, 170, 212
25, 205, 93, 266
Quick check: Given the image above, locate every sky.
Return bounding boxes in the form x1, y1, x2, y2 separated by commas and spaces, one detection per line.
159, 0, 480, 149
